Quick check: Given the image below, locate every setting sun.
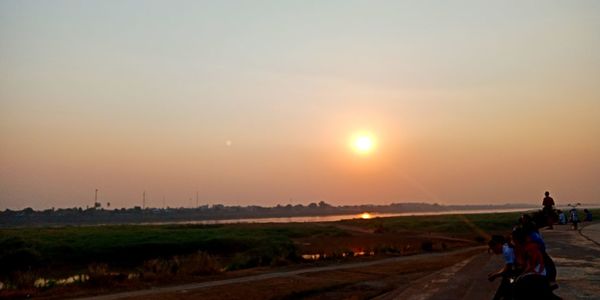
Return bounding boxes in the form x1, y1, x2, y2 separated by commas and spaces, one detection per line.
352, 134, 375, 154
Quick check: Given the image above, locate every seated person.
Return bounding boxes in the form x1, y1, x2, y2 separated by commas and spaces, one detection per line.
558, 210, 567, 225
511, 228, 561, 300
488, 235, 516, 300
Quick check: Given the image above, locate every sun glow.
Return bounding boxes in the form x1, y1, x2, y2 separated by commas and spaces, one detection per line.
352, 134, 375, 154
360, 212, 372, 219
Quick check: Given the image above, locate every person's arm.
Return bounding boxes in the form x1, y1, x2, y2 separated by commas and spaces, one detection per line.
523, 245, 545, 274
488, 263, 513, 281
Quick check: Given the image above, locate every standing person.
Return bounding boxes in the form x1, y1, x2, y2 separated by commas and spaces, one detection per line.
584, 209, 593, 222
570, 208, 580, 230
542, 191, 556, 229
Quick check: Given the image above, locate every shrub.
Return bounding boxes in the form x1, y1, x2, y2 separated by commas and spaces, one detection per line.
374, 225, 387, 234
142, 258, 173, 278
0, 237, 41, 277
226, 240, 298, 270
141, 251, 221, 279
87, 263, 111, 285
375, 244, 400, 254
175, 251, 221, 275
11, 271, 37, 289
421, 241, 433, 252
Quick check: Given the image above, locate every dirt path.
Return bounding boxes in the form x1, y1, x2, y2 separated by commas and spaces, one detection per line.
75, 247, 485, 300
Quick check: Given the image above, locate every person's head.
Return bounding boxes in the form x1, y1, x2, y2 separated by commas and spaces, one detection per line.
522, 222, 537, 234
545, 191, 550, 197
584, 209, 589, 213
488, 235, 506, 254
519, 213, 533, 224
518, 214, 537, 231
511, 227, 526, 246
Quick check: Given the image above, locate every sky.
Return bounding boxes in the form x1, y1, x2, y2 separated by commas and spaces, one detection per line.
1, 1, 599, 210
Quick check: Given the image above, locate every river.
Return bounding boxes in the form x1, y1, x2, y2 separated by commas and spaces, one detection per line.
141, 207, 535, 225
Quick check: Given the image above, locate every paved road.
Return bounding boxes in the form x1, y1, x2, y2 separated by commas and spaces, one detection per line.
373, 248, 501, 300
580, 222, 600, 246
549, 222, 600, 299
375, 222, 600, 300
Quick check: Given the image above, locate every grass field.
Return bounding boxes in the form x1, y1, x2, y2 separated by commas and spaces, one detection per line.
0, 223, 345, 277
1, 208, 596, 295
342, 211, 528, 237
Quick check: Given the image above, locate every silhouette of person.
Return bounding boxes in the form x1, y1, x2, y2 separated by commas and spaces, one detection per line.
557, 210, 566, 225
570, 208, 580, 230
542, 191, 555, 229
584, 209, 592, 222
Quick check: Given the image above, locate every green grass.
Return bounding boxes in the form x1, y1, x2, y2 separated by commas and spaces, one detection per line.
2, 208, 597, 281
341, 211, 526, 236
0, 223, 344, 278
342, 208, 600, 237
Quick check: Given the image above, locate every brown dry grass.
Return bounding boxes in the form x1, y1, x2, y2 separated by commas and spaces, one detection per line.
130, 249, 482, 300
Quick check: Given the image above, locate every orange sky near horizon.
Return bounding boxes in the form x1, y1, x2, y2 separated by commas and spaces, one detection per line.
1, 1, 599, 209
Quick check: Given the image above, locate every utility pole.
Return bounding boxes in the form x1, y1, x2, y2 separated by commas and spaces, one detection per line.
94, 189, 98, 208
143, 191, 146, 210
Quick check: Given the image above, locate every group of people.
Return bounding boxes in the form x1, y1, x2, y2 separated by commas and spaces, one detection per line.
488, 215, 559, 299
486, 191, 594, 299
556, 208, 593, 227
488, 191, 565, 300
543, 191, 593, 230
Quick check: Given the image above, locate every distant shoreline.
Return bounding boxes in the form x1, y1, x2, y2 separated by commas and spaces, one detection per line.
3, 202, 599, 228
0, 202, 551, 228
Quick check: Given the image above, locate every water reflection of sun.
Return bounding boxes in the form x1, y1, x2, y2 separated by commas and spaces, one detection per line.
360, 212, 372, 219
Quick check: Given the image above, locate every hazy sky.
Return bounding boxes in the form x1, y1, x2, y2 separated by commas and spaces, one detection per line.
1, 1, 599, 209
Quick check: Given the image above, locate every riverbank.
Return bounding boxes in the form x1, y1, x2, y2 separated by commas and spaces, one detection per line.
0, 203, 540, 228
2, 209, 597, 299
